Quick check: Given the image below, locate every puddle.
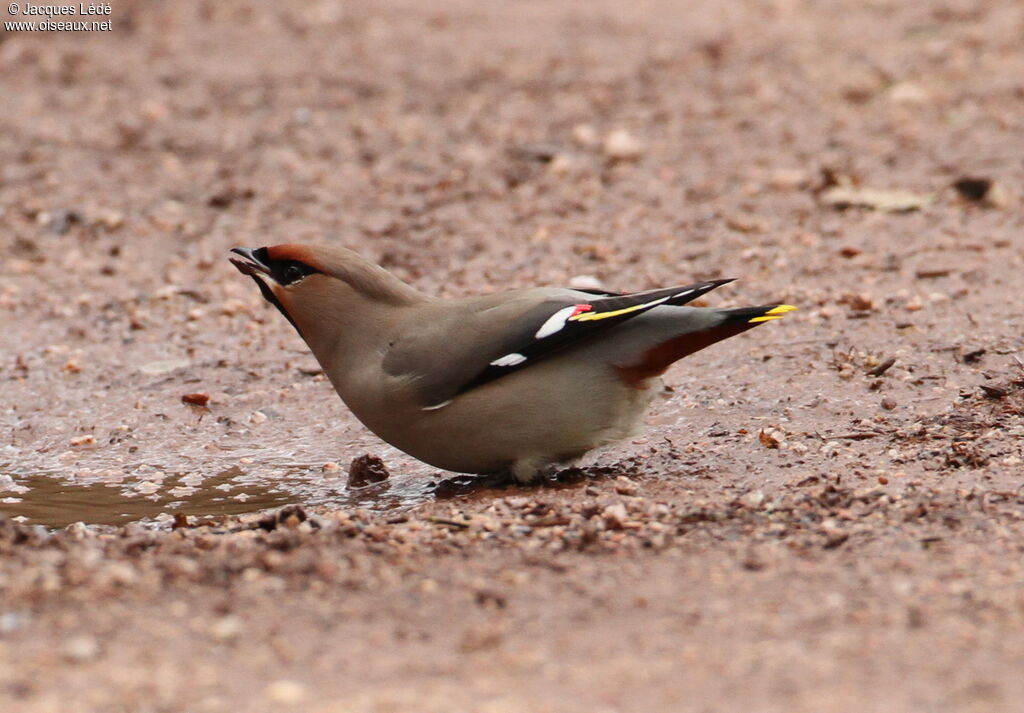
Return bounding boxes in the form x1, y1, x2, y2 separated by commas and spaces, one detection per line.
0, 462, 437, 528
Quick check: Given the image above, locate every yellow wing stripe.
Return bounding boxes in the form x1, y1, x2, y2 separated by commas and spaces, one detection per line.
569, 297, 670, 322
571, 304, 645, 321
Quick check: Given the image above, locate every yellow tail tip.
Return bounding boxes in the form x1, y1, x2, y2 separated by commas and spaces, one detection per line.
748, 305, 797, 323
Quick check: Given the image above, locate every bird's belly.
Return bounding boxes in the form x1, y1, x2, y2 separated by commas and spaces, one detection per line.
349, 365, 658, 475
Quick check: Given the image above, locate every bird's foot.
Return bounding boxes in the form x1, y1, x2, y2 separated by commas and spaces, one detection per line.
431, 471, 516, 498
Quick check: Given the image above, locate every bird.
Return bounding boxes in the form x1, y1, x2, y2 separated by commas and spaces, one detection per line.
230, 244, 795, 482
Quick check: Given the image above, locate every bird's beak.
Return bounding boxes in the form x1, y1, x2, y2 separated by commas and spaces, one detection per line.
229, 247, 273, 279
229, 246, 303, 334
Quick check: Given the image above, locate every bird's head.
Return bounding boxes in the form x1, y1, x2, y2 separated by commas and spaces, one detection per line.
229, 243, 424, 340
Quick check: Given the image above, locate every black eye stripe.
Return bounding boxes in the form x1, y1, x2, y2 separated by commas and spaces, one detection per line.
271, 259, 318, 285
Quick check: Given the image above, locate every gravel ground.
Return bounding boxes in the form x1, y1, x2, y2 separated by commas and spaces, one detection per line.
1, 1, 1024, 711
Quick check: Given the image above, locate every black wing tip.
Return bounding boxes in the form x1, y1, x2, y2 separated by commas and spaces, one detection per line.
700, 276, 741, 290
661, 277, 736, 306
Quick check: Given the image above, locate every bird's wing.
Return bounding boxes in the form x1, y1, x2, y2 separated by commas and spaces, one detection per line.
384, 279, 734, 409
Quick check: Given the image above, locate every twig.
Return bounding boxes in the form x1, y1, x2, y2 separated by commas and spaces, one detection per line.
867, 357, 897, 377
426, 517, 470, 529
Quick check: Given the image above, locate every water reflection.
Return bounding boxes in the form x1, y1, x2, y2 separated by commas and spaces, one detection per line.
0, 463, 435, 528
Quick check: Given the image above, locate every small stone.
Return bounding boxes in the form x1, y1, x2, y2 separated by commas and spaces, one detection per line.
613, 476, 638, 496
571, 123, 598, 147
602, 129, 644, 160
888, 81, 931, 104
265, 680, 306, 704
209, 616, 243, 642
65, 521, 91, 539
69, 435, 95, 447
62, 635, 99, 662
181, 392, 210, 407
726, 214, 764, 233
97, 209, 124, 230
839, 293, 875, 311
321, 462, 341, 472
952, 177, 1013, 209
769, 168, 810, 190
138, 359, 190, 376
0, 475, 27, 494
740, 490, 766, 509
602, 503, 628, 530
0, 611, 28, 635
547, 153, 574, 175
881, 397, 897, 411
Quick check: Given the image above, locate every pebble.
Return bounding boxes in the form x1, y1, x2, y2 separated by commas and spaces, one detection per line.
887, 81, 931, 104
181, 392, 210, 407
613, 476, 638, 496
209, 616, 243, 641
138, 359, 190, 376
0, 474, 27, 493
602, 503, 628, 530
0, 611, 28, 635
571, 123, 598, 147
62, 635, 100, 662
602, 129, 644, 160
265, 680, 306, 704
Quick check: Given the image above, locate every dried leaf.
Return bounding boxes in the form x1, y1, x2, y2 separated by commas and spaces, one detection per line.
821, 186, 933, 213
347, 454, 390, 489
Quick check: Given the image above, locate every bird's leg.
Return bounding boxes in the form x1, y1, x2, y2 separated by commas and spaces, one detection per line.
509, 456, 556, 484
431, 470, 516, 498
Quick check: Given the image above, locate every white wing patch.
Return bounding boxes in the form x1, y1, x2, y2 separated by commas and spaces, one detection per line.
490, 352, 527, 367
422, 399, 452, 411
534, 305, 577, 339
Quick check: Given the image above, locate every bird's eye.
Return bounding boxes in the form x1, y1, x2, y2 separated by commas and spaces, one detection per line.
282, 264, 304, 284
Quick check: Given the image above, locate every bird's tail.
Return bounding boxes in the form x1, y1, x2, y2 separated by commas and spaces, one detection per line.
615, 304, 797, 385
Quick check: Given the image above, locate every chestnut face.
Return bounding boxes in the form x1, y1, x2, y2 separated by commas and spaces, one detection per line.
229, 246, 322, 332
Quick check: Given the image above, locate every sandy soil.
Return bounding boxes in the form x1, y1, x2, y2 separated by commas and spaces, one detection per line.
2, 0, 1024, 711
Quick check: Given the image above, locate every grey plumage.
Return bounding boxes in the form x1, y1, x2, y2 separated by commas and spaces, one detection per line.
230, 244, 795, 481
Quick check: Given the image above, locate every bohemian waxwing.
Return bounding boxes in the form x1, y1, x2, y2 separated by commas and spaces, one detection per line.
230, 244, 795, 482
